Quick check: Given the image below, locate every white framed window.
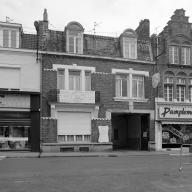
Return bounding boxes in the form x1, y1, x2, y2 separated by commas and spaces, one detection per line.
2, 29, 18, 48
115, 74, 129, 97
176, 78, 186, 102
68, 35, 82, 54
169, 45, 179, 64
181, 47, 190, 65
132, 75, 144, 99
69, 70, 81, 90
113, 68, 148, 100
85, 71, 91, 91
57, 69, 65, 89
123, 38, 137, 59
55, 64, 95, 91
164, 77, 173, 102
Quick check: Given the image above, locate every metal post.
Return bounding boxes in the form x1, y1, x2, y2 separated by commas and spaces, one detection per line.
179, 142, 183, 171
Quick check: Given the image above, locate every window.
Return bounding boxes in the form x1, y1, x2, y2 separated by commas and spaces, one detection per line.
69, 70, 81, 90
164, 77, 173, 101
68, 36, 82, 54
65, 22, 84, 54
56, 65, 94, 92
181, 47, 190, 65
120, 29, 137, 59
132, 75, 144, 99
176, 78, 186, 102
2, 29, 17, 48
123, 38, 137, 59
57, 69, 65, 89
3, 30, 9, 47
169, 46, 179, 64
85, 71, 91, 91
115, 74, 129, 97
114, 69, 146, 100
189, 79, 192, 102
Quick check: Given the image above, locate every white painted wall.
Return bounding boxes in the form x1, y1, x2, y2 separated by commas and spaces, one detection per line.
0, 50, 40, 92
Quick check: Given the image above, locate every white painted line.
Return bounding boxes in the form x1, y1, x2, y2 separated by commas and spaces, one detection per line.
169, 153, 191, 156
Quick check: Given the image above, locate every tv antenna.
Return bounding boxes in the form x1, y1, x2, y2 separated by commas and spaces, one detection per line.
93, 22, 102, 35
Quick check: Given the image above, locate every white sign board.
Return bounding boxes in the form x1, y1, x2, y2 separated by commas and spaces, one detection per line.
159, 106, 192, 119
98, 126, 109, 143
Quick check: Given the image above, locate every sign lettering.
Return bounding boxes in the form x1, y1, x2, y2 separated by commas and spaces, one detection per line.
159, 106, 192, 119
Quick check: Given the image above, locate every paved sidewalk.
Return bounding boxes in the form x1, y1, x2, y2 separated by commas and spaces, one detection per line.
0, 150, 191, 158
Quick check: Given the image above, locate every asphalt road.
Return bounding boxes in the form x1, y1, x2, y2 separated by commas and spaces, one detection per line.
0, 155, 192, 192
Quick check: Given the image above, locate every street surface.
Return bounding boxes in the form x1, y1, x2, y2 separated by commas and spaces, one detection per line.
0, 154, 192, 192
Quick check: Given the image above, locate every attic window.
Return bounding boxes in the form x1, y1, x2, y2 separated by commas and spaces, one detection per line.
0, 22, 21, 48
121, 29, 137, 59
66, 22, 84, 54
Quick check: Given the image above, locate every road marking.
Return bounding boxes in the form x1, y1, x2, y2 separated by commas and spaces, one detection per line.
169, 153, 191, 156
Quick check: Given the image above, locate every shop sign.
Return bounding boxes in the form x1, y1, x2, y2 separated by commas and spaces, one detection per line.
159, 106, 192, 119
0, 94, 30, 108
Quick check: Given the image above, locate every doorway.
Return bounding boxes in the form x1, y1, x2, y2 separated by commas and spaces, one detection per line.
112, 113, 149, 150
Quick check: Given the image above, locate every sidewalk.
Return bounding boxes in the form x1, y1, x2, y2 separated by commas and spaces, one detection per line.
1, 150, 191, 158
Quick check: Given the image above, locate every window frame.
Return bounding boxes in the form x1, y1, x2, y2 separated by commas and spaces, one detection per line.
176, 77, 186, 102
113, 68, 148, 101
181, 46, 191, 65
163, 76, 174, 102
55, 64, 95, 91
169, 45, 179, 64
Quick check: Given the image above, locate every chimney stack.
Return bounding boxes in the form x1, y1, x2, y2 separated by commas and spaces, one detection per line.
136, 19, 150, 40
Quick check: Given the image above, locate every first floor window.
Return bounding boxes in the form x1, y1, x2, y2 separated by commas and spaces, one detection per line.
57, 69, 65, 89
85, 71, 91, 91
69, 70, 81, 90
115, 74, 129, 97
132, 75, 144, 99
164, 85, 173, 101
115, 73, 145, 99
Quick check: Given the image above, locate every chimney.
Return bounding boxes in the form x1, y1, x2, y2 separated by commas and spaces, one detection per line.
41, 8, 48, 30
43, 8, 48, 22
136, 19, 150, 40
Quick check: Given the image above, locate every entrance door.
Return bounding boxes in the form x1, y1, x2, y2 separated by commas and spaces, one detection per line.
112, 113, 149, 150
141, 114, 149, 150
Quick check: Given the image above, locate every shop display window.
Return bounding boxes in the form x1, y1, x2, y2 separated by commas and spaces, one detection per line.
162, 124, 192, 148
0, 125, 30, 150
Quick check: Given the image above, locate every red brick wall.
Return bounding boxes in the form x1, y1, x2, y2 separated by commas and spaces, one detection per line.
41, 54, 155, 143
41, 119, 57, 143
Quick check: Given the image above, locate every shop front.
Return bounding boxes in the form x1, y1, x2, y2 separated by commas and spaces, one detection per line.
155, 100, 192, 150
0, 93, 40, 151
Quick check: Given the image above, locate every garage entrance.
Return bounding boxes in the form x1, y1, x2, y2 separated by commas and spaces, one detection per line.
112, 113, 149, 150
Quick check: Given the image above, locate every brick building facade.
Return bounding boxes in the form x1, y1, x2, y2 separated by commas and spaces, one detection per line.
36, 10, 156, 152
152, 9, 192, 151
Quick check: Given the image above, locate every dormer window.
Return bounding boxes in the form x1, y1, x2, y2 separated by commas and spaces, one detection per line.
65, 22, 84, 54
120, 29, 137, 59
0, 22, 21, 48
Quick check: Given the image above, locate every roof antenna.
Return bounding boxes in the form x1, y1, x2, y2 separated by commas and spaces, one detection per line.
6, 16, 14, 23
93, 22, 102, 35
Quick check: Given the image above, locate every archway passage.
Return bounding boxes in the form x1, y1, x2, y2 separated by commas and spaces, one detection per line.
112, 113, 149, 150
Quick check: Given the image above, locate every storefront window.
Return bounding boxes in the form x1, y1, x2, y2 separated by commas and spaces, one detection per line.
162, 124, 192, 148
0, 125, 30, 150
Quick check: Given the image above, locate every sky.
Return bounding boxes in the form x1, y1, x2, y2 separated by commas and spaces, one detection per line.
1, 0, 192, 36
